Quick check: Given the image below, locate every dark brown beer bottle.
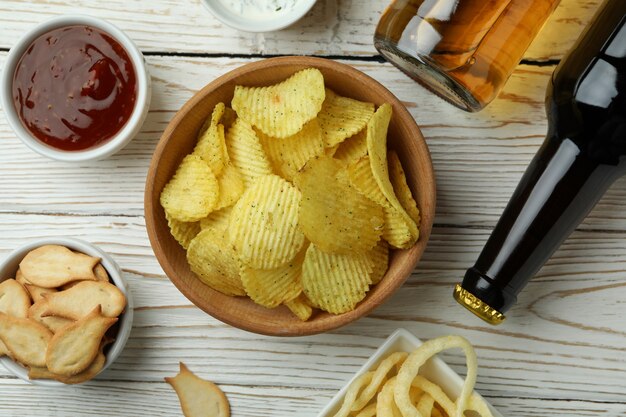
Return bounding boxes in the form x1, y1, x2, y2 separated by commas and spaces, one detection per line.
454, 0, 626, 324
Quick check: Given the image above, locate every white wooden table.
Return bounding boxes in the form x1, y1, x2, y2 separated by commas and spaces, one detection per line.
1, 1, 624, 416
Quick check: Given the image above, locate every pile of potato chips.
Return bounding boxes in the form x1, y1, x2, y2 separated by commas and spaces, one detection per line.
160, 68, 420, 320
333, 335, 494, 417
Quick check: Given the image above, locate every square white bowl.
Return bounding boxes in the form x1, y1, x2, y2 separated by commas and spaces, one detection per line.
317, 328, 502, 417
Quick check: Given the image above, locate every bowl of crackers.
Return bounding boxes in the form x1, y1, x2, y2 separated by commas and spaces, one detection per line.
0, 238, 133, 385
145, 56, 435, 336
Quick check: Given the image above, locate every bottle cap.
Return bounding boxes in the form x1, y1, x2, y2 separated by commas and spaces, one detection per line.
453, 284, 505, 325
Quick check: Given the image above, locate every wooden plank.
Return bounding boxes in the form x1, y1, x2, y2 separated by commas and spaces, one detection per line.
0, 0, 601, 60
1, 213, 626, 412
0, 378, 621, 417
2, 54, 625, 232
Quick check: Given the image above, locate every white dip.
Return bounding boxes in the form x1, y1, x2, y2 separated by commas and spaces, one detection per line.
218, 0, 299, 21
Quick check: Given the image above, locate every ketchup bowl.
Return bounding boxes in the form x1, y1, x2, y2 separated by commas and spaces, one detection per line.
0, 15, 151, 162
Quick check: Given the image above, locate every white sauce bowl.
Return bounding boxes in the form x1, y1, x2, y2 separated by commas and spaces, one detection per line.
201, 0, 317, 32
0, 15, 151, 162
0, 237, 134, 386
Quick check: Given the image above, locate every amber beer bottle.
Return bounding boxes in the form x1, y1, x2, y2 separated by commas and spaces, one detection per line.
454, 0, 626, 324
374, 0, 561, 111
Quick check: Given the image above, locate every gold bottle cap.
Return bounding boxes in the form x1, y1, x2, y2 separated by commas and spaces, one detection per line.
453, 284, 505, 325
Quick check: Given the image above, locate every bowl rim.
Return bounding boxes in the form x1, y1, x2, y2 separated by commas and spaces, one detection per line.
0, 237, 134, 386
0, 14, 151, 162
145, 56, 436, 336
200, 0, 317, 32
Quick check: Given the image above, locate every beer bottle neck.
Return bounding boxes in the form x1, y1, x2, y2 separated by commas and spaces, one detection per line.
458, 135, 623, 321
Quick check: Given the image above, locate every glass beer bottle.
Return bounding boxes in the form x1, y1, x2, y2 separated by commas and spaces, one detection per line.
454, 0, 626, 324
374, 0, 561, 111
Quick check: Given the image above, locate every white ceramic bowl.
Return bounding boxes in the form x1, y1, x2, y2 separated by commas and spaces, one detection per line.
318, 329, 502, 417
0, 237, 134, 386
0, 15, 151, 162
201, 0, 317, 32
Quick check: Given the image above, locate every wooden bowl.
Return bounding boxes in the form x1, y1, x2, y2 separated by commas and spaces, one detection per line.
145, 56, 436, 336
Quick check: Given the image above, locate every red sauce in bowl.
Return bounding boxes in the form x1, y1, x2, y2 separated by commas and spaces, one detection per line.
12, 25, 137, 151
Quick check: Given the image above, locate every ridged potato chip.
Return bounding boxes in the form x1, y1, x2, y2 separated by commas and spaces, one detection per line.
193, 102, 227, 176
382, 206, 416, 249
348, 156, 388, 207
388, 150, 420, 225
334, 129, 368, 165
199, 206, 233, 233
241, 244, 307, 308
225, 118, 273, 188
301, 244, 373, 314
187, 229, 245, 296
221, 107, 237, 130
229, 175, 305, 269
296, 156, 383, 254
369, 240, 390, 285
258, 119, 325, 181
325, 144, 339, 156
366, 105, 416, 221
161, 154, 219, 222
166, 212, 200, 250
232, 68, 325, 138
318, 89, 375, 147
215, 162, 245, 210
366, 106, 418, 247
284, 294, 314, 321
347, 156, 417, 249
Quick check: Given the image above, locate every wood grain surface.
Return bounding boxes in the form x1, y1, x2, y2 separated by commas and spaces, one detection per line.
1, 0, 624, 416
